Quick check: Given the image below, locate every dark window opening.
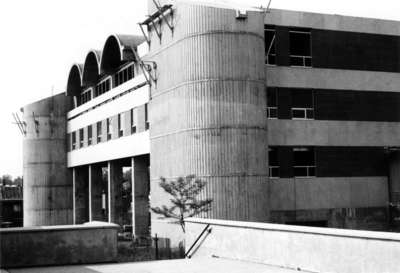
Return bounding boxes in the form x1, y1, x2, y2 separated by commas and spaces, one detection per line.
293, 147, 315, 177
145, 104, 149, 130
269, 147, 279, 178
292, 89, 314, 120
95, 78, 111, 97
78, 88, 92, 106
71, 132, 76, 150
267, 88, 278, 119
79, 128, 84, 148
107, 118, 112, 140
88, 125, 92, 146
118, 113, 124, 137
290, 30, 312, 67
97, 121, 102, 143
115, 64, 135, 87
265, 27, 276, 65
131, 108, 137, 134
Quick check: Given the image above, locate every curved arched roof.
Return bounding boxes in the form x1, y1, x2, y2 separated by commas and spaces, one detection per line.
100, 34, 145, 74
82, 50, 102, 86
66, 63, 83, 96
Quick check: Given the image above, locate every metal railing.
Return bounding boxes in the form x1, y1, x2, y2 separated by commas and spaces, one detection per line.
292, 107, 314, 120
185, 224, 212, 258
290, 55, 312, 67
294, 166, 316, 177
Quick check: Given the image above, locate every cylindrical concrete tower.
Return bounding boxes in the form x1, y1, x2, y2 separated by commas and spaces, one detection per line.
148, 1, 268, 243
23, 93, 72, 226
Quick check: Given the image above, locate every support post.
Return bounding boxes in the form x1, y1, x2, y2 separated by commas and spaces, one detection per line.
72, 168, 76, 225
88, 165, 92, 221
107, 161, 112, 223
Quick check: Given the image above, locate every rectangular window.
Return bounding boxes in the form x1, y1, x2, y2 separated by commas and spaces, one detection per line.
289, 30, 312, 67
292, 90, 314, 120
267, 88, 278, 119
145, 103, 149, 130
115, 64, 135, 87
71, 132, 76, 150
79, 88, 92, 106
265, 27, 276, 65
96, 121, 102, 143
95, 78, 111, 97
118, 113, 124, 137
293, 147, 315, 177
131, 108, 137, 134
107, 118, 112, 140
88, 125, 92, 146
79, 128, 84, 148
268, 147, 279, 178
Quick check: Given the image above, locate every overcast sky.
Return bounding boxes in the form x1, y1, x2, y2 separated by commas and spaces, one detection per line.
1, 0, 399, 178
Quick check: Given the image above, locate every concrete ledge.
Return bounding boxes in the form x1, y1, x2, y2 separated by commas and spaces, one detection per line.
1, 222, 119, 269
185, 218, 400, 273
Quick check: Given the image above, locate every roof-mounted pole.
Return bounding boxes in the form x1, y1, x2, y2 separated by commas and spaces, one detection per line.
138, 23, 151, 45
152, 0, 174, 32
130, 46, 157, 88
149, 20, 162, 41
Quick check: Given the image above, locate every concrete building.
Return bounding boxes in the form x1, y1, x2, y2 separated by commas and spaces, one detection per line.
22, 0, 400, 249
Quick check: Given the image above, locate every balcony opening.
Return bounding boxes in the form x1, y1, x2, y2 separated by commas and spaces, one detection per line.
265, 26, 276, 65
290, 29, 312, 67
293, 147, 316, 178
71, 132, 76, 150
79, 128, 84, 148
107, 118, 112, 140
118, 113, 124, 137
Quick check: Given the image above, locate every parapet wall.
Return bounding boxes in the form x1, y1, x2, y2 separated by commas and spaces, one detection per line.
0, 222, 118, 268
185, 218, 400, 273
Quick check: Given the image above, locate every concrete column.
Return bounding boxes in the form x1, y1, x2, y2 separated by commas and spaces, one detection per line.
88, 165, 92, 221
131, 156, 150, 237
90, 164, 108, 222
74, 166, 89, 224
109, 161, 124, 225
72, 168, 76, 225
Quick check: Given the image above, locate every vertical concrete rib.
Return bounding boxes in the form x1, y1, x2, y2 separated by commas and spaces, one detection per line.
148, 3, 269, 242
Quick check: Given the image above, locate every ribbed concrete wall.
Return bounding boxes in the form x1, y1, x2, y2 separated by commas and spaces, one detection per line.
23, 93, 72, 226
147, 3, 268, 243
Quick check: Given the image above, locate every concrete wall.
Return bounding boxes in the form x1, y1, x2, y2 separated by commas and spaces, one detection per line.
0, 222, 118, 268
268, 120, 400, 146
186, 218, 400, 273
23, 93, 72, 226
147, 1, 269, 247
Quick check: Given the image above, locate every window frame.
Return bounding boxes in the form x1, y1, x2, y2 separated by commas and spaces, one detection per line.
71, 132, 77, 150
145, 103, 149, 130
131, 108, 137, 134
96, 121, 102, 143
293, 147, 316, 178
268, 147, 280, 178
289, 30, 312, 68
87, 125, 92, 146
107, 118, 112, 140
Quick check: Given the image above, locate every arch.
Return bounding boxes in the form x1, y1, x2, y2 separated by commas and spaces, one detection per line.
66, 64, 83, 96
100, 34, 145, 74
82, 50, 101, 86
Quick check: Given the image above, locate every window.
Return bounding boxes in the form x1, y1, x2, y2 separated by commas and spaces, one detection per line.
88, 125, 92, 146
115, 64, 135, 87
107, 118, 112, 140
79, 128, 84, 148
289, 30, 311, 67
292, 90, 314, 120
267, 88, 278, 119
97, 121, 102, 143
71, 132, 76, 150
78, 88, 92, 106
95, 78, 111, 97
131, 108, 137, 134
118, 113, 124, 137
145, 103, 149, 130
268, 147, 279, 178
293, 147, 315, 177
265, 27, 276, 65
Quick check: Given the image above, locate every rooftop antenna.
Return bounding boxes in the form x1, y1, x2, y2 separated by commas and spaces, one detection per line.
12, 113, 26, 136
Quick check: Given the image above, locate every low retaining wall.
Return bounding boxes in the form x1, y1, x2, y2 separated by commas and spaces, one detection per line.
185, 218, 400, 273
0, 222, 118, 268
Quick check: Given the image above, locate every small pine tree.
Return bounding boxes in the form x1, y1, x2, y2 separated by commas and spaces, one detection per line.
151, 175, 213, 232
